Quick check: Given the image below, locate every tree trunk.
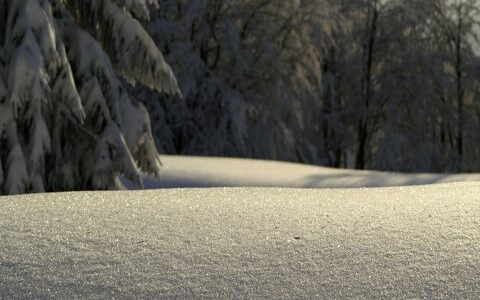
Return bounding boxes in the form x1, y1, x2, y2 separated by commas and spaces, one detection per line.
0, 0, 6, 47
455, 5, 464, 171
356, 0, 378, 170
355, 121, 368, 169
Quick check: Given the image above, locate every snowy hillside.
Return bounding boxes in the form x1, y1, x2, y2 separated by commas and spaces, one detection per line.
130, 155, 480, 189
1, 183, 479, 298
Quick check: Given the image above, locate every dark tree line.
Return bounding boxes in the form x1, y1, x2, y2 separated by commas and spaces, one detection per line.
139, 0, 480, 173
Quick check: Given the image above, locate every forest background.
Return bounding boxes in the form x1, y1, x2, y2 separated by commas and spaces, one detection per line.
140, 0, 480, 173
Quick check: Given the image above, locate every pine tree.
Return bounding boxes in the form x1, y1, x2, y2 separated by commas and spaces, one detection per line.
0, 0, 179, 194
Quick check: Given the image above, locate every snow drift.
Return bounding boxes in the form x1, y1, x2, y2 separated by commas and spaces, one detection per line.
134, 155, 480, 189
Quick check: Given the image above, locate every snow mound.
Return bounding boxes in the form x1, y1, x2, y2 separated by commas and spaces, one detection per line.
1, 183, 479, 298
135, 155, 480, 189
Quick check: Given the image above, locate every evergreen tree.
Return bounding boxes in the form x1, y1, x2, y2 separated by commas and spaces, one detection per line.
0, 0, 179, 194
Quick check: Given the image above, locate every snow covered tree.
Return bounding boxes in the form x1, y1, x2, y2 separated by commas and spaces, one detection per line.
142, 0, 248, 156
140, 0, 340, 163
426, 0, 480, 171
228, 0, 339, 162
119, 0, 480, 174
0, 0, 179, 194
335, 0, 480, 172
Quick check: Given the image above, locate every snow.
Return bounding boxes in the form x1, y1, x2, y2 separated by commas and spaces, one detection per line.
133, 155, 480, 189
103, 1, 180, 95
4, 123, 29, 194
0, 182, 479, 298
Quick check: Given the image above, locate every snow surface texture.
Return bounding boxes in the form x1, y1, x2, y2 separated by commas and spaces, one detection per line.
0, 183, 479, 298
135, 155, 480, 189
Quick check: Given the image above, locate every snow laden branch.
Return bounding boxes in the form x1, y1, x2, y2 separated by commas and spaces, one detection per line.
0, 0, 179, 194
63, 0, 180, 94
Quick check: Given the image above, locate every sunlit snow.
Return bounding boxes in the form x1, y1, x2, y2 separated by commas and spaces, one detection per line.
1, 156, 480, 298
129, 155, 480, 189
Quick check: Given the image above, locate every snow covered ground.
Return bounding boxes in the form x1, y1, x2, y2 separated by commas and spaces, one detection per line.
2, 156, 480, 298
138, 155, 480, 189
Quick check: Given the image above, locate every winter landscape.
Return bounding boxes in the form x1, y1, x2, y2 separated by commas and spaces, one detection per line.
1, 156, 480, 298
1, 0, 480, 298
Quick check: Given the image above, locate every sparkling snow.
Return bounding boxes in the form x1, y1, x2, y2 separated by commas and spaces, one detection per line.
1, 156, 480, 298
0, 185, 479, 298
